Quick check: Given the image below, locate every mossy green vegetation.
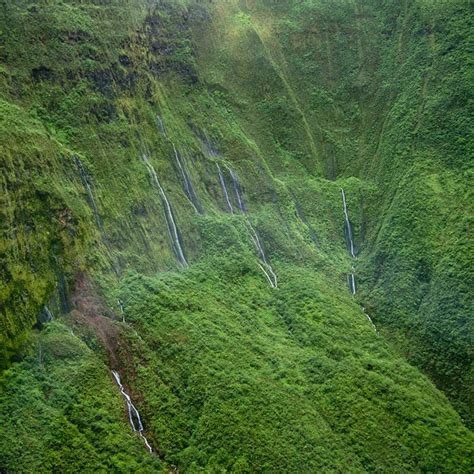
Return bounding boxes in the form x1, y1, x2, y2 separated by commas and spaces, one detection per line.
0, 0, 473, 470
0, 322, 163, 472
113, 259, 473, 472
1, 260, 473, 472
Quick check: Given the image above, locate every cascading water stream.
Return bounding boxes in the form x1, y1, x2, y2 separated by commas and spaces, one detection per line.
348, 271, 356, 295
117, 299, 125, 323
341, 189, 376, 332
216, 163, 233, 213
341, 189, 355, 258
43, 306, 54, 322
111, 370, 153, 453
341, 188, 356, 294
156, 114, 167, 137
227, 167, 247, 213
225, 166, 277, 288
173, 144, 202, 214
362, 307, 377, 332
142, 154, 188, 268
247, 223, 278, 288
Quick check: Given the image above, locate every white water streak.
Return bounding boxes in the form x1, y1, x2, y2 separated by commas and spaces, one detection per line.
348, 273, 356, 295
341, 188, 355, 258
173, 144, 199, 214
247, 222, 278, 288
142, 154, 188, 267
117, 299, 125, 323
43, 306, 54, 322
111, 370, 153, 453
227, 167, 246, 213
362, 307, 377, 332
156, 114, 167, 137
217, 163, 233, 213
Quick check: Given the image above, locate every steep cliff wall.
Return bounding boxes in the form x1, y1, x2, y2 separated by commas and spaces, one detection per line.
0, 0, 472, 471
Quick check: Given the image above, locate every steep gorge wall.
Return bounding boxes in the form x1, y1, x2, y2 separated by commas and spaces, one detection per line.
0, 0, 472, 430
188, 0, 473, 423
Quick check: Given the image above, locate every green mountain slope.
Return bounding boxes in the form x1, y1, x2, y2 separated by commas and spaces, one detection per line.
0, 0, 472, 471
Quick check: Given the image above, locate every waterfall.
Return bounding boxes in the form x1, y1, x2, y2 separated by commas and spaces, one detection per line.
247, 223, 278, 288
216, 163, 233, 213
58, 272, 71, 314
43, 306, 54, 322
226, 167, 277, 288
142, 154, 188, 268
341, 189, 355, 258
173, 144, 203, 214
111, 370, 153, 453
362, 307, 377, 332
227, 167, 246, 213
73, 156, 103, 230
341, 188, 357, 294
156, 114, 167, 137
341, 189, 376, 331
347, 271, 356, 295
117, 299, 125, 323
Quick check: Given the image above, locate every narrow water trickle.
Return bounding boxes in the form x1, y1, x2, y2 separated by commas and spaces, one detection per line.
156, 114, 167, 137
117, 299, 125, 323
173, 144, 202, 214
111, 370, 153, 453
341, 189, 355, 258
362, 307, 377, 332
43, 306, 54, 322
341, 188, 357, 294
341, 189, 376, 332
227, 166, 247, 213
247, 223, 278, 288
223, 166, 277, 288
142, 154, 188, 267
216, 163, 233, 213
348, 271, 356, 295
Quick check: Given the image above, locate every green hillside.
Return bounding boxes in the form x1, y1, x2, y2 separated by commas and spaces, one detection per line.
0, 0, 472, 471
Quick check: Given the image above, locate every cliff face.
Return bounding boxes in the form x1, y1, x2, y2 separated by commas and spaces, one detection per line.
0, 0, 472, 471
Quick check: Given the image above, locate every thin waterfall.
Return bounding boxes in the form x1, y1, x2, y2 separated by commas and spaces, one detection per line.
341, 189, 355, 258
247, 222, 278, 288
216, 163, 233, 213
341, 189, 376, 332
173, 144, 202, 214
58, 272, 71, 314
347, 271, 356, 295
43, 306, 54, 322
73, 156, 103, 230
142, 154, 188, 267
155, 115, 203, 214
111, 370, 153, 453
117, 299, 125, 323
341, 188, 356, 294
227, 166, 246, 213
156, 114, 167, 137
225, 166, 277, 287
362, 307, 377, 332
